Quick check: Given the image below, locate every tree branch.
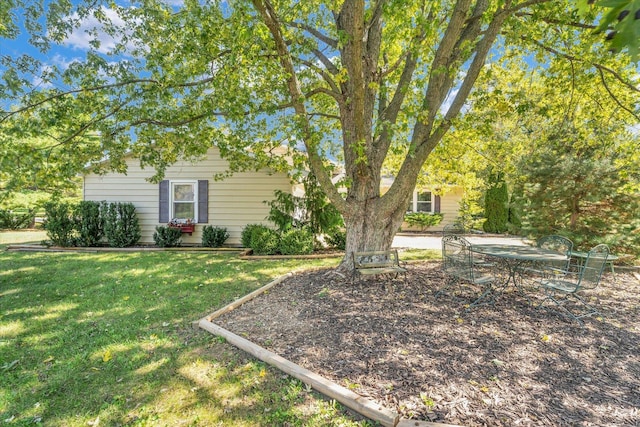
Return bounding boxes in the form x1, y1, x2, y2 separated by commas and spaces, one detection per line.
598, 68, 640, 121
251, 0, 346, 212
285, 21, 338, 48
293, 56, 342, 95
525, 38, 640, 93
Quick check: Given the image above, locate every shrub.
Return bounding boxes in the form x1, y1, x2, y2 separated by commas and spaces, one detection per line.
279, 228, 314, 255
104, 202, 141, 247
202, 225, 229, 247
403, 212, 444, 231
483, 172, 509, 233
153, 226, 183, 248
0, 208, 35, 230
249, 226, 280, 255
43, 201, 76, 247
75, 201, 106, 247
325, 227, 346, 250
241, 223, 263, 248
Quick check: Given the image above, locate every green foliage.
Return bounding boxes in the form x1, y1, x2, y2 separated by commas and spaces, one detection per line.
514, 133, 640, 257
279, 228, 314, 255
2, 0, 637, 264
74, 201, 106, 247
266, 174, 344, 236
0, 208, 35, 230
103, 202, 141, 248
301, 173, 344, 235
483, 173, 509, 234
43, 201, 76, 247
578, 0, 640, 60
266, 190, 297, 232
153, 225, 183, 248
403, 213, 443, 231
202, 225, 229, 247
241, 224, 264, 248
249, 226, 280, 255
325, 227, 346, 250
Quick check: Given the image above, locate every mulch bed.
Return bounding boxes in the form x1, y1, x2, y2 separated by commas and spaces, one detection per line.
214, 262, 640, 426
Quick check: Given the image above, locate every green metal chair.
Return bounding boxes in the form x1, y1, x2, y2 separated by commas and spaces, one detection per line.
538, 244, 609, 325
437, 234, 495, 300
521, 235, 573, 278
442, 223, 466, 236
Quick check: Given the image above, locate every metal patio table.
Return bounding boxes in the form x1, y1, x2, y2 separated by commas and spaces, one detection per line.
469, 244, 569, 307
570, 250, 618, 275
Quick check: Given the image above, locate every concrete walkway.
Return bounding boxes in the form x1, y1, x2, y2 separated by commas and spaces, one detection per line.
392, 233, 532, 250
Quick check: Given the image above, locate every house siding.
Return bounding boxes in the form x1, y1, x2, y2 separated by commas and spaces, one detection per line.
436, 187, 463, 231
399, 187, 463, 232
83, 147, 291, 245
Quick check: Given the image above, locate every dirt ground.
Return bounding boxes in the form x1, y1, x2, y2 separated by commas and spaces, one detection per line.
214, 261, 640, 426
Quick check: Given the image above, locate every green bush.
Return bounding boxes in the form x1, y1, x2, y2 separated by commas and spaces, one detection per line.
104, 202, 141, 247
483, 172, 509, 233
43, 201, 76, 247
153, 226, 183, 248
241, 223, 263, 248
279, 228, 314, 255
403, 212, 443, 231
0, 208, 35, 230
325, 227, 346, 250
249, 226, 280, 255
202, 225, 229, 247
75, 201, 106, 247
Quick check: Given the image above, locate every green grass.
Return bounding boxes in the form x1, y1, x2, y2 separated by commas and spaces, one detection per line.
0, 231, 372, 426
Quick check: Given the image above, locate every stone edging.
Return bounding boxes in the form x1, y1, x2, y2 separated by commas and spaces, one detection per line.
195, 271, 463, 427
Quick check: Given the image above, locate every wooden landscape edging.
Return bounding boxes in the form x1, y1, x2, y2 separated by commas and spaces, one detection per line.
197, 273, 463, 427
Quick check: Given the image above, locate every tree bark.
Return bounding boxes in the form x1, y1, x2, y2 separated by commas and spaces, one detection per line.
339, 196, 408, 271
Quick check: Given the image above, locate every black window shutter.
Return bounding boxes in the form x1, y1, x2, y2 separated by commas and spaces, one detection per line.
434, 195, 441, 213
198, 180, 208, 223
159, 180, 170, 223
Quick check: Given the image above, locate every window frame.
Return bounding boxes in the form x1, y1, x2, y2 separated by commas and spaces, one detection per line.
407, 191, 434, 213
170, 180, 199, 222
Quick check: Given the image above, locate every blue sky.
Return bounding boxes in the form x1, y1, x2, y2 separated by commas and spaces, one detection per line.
2, 4, 153, 92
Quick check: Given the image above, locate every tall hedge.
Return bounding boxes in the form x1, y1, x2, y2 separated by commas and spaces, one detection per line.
483, 172, 509, 234
75, 201, 106, 247
103, 202, 141, 247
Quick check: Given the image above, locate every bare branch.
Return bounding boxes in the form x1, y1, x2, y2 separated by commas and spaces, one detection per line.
312, 48, 339, 75
525, 38, 640, 93
285, 21, 337, 48
598, 68, 640, 121
293, 56, 342, 95
0, 76, 220, 120
514, 12, 599, 30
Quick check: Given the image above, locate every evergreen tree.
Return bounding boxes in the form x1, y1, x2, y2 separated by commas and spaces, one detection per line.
483, 172, 509, 234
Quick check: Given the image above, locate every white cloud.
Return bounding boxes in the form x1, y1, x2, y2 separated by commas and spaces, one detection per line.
62, 7, 136, 54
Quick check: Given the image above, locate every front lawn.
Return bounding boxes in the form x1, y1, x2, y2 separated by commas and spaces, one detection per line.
0, 232, 370, 426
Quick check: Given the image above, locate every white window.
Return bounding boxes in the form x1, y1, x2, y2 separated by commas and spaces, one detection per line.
171, 181, 198, 222
407, 191, 433, 213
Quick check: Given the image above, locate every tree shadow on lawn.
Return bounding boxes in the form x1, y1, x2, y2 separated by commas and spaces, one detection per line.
0, 251, 361, 426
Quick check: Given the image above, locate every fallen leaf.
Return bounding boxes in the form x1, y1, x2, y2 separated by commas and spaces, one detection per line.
540, 334, 551, 342
43, 356, 55, 364
102, 350, 113, 363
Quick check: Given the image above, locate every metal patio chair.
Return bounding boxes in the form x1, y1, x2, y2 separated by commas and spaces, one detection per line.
437, 234, 495, 299
537, 244, 609, 325
520, 235, 573, 279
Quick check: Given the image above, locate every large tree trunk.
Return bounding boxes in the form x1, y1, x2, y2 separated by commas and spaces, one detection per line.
339, 196, 408, 271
